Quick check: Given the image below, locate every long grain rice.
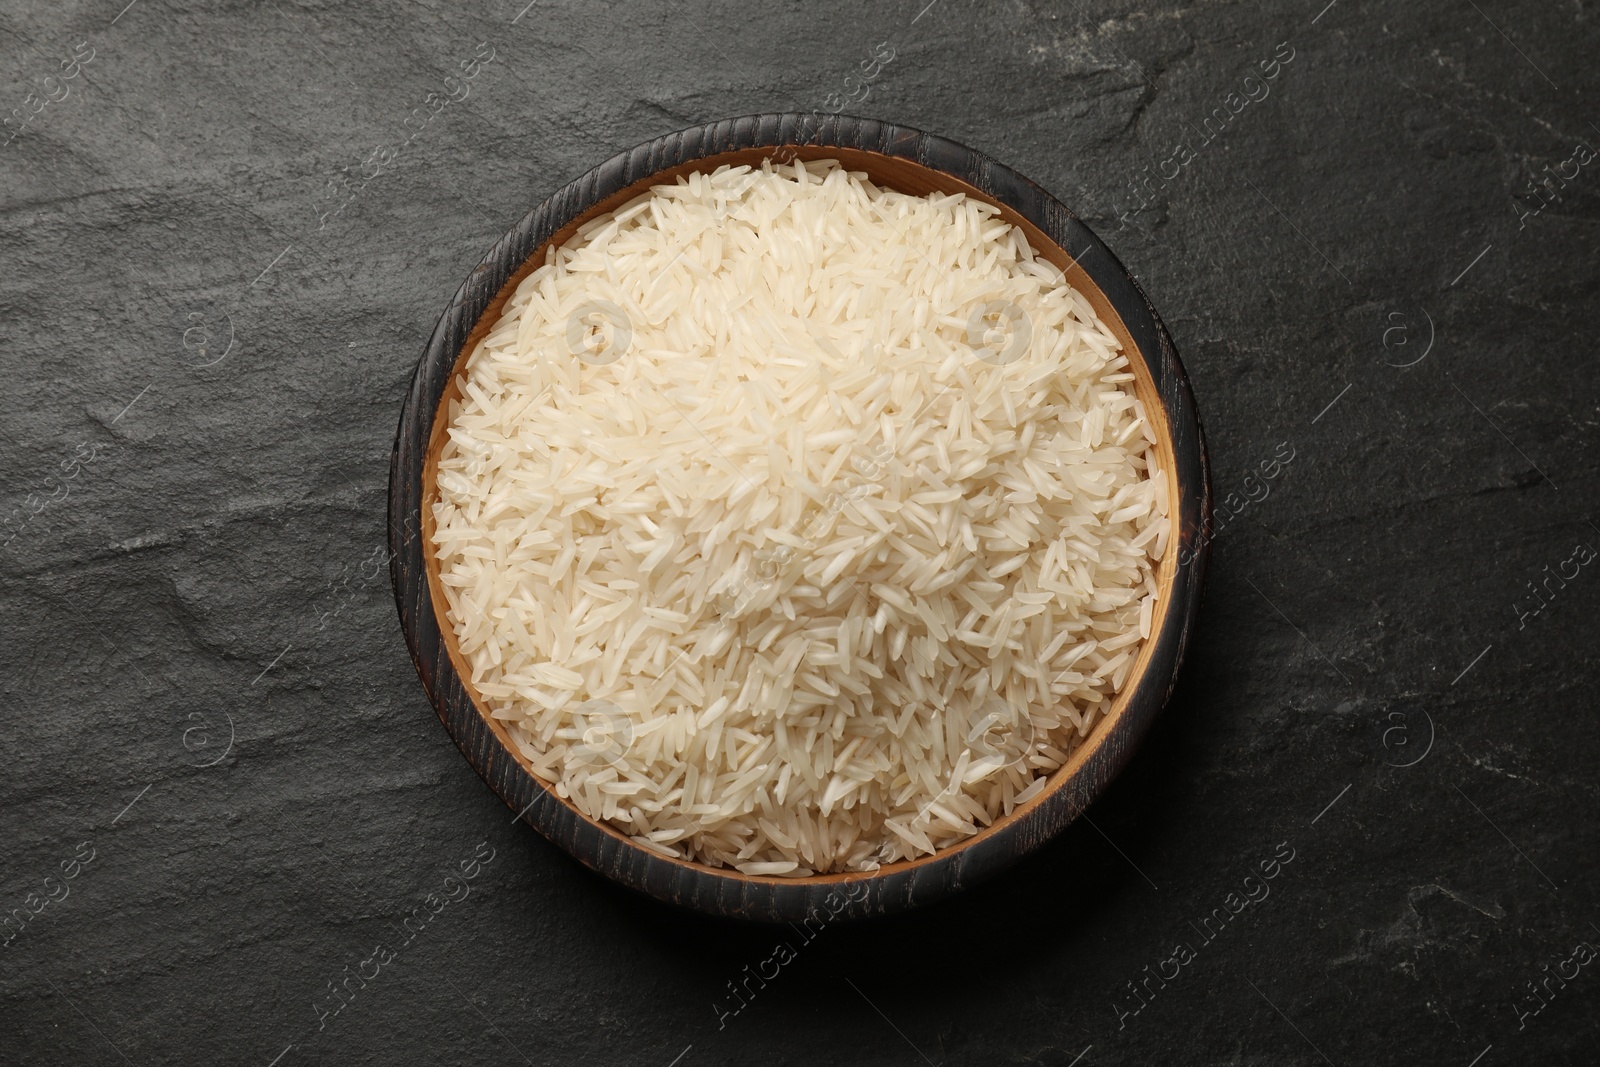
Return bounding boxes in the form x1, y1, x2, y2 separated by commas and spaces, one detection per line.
432, 159, 1167, 874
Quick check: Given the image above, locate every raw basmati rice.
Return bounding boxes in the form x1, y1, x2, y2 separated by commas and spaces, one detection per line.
431, 158, 1168, 875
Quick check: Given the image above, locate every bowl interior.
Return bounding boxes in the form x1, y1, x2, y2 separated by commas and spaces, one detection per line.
419, 143, 1181, 887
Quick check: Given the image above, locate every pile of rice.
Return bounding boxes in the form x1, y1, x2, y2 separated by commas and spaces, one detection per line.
431, 159, 1168, 875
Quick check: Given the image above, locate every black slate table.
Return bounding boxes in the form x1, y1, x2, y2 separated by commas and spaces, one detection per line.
3, 2, 1597, 1065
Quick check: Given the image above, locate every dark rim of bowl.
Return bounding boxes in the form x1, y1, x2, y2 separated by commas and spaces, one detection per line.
388, 113, 1211, 923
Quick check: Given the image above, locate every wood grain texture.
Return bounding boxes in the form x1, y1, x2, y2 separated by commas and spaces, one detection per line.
388, 113, 1212, 922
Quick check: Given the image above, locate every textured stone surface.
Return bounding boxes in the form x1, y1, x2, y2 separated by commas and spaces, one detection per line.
1, 1, 1596, 1065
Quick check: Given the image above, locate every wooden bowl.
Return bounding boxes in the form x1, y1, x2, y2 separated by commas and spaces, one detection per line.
389, 114, 1210, 922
